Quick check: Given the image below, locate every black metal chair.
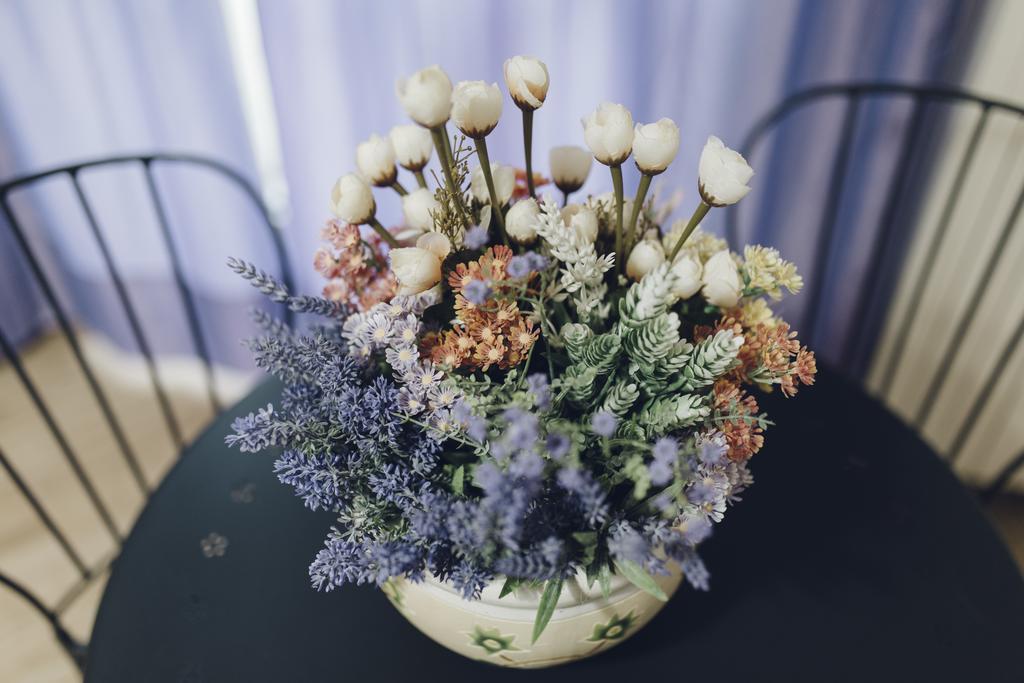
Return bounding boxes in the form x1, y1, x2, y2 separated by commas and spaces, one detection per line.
725, 82, 1024, 501
0, 153, 293, 671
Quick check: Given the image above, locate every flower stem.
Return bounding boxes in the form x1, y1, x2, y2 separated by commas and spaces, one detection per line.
414, 170, 427, 189
626, 172, 652, 255
610, 164, 624, 270
667, 201, 712, 262
430, 126, 459, 196
367, 217, 399, 248
562, 190, 569, 208
391, 179, 408, 196
474, 137, 510, 245
522, 109, 536, 198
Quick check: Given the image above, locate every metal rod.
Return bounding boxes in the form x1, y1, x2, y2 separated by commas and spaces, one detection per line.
142, 161, 221, 414
841, 98, 928, 369
0, 446, 89, 576
0, 192, 150, 494
69, 171, 184, 449
0, 573, 87, 670
913, 173, 1024, 429
804, 94, 862, 348
878, 106, 991, 396
0, 328, 122, 545
981, 449, 1024, 503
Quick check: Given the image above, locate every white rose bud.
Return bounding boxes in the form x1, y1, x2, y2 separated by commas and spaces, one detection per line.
389, 124, 433, 171
670, 250, 703, 299
701, 250, 742, 307
505, 197, 540, 244
451, 80, 503, 138
550, 145, 592, 194
401, 188, 440, 234
356, 134, 397, 186
390, 246, 443, 295
330, 173, 375, 224
698, 135, 754, 206
470, 163, 515, 206
626, 239, 666, 280
581, 102, 634, 166
561, 204, 598, 243
633, 118, 680, 174
396, 65, 453, 129
415, 231, 451, 260
503, 55, 549, 110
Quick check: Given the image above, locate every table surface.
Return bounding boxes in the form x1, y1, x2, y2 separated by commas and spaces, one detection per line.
85, 367, 1024, 682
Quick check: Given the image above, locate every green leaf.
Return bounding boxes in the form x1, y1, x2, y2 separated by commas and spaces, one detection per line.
613, 560, 668, 601
572, 531, 598, 567
451, 465, 464, 496
532, 577, 564, 644
599, 563, 612, 599
498, 577, 521, 599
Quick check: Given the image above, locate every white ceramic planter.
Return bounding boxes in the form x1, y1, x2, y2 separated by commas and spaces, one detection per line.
386, 567, 682, 668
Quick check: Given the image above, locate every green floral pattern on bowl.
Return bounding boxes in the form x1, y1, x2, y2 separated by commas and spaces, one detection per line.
468, 626, 518, 654
587, 611, 636, 642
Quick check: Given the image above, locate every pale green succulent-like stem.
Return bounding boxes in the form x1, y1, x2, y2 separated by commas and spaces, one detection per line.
368, 217, 399, 248
626, 172, 653, 256
667, 201, 712, 262
474, 137, 509, 245
522, 108, 536, 198
610, 164, 625, 271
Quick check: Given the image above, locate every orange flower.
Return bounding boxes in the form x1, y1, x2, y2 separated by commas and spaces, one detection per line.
713, 380, 764, 461
473, 336, 507, 371
492, 300, 520, 328
447, 261, 481, 291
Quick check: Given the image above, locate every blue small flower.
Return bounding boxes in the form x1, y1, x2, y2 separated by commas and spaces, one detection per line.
463, 224, 489, 250
525, 373, 551, 409
526, 252, 550, 271
544, 431, 571, 459
506, 255, 532, 279
648, 437, 678, 486
462, 279, 492, 305
590, 410, 618, 438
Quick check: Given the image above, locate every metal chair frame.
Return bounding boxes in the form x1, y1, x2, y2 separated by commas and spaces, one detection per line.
725, 82, 1024, 502
0, 153, 293, 670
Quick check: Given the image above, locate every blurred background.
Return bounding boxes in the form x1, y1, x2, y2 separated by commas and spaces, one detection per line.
2, 0, 1023, 680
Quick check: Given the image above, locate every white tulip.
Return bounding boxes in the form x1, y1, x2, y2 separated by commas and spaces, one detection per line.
633, 118, 680, 174
390, 246, 443, 295
505, 197, 540, 244
330, 173, 375, 224
701, 250, 742, 307
415, 231, 451, 260
550, 146, 592, 193
356, 134, 397, 186
670, 250, 703, 299
698, 135, 754, 206
581, 102, 634, 166
401, 188, 439, 234
396, 65, 453, 129
470, 163, 515, 206
451, 80, 503, 138
390, 124, 433, 171
503, 56, 549, 110
626, 239, 666, 280
561, 204, 598, 243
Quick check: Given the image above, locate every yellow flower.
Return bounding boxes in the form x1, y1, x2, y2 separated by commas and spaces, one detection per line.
742, 245, 803, 300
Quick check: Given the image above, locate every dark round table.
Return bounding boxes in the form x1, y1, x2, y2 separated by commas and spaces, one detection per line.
85, 367, 1024, 682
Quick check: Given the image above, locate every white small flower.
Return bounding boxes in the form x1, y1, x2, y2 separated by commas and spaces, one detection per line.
670, 250, 703, 299
503, 55, 549, 110
329, 174, 375, 225
451, 80, 503, 138
396, 65, 452, 129
701, 250, 742, 307
505, 197, 540, 244
561, 204, 598, 243
390, 246, 443, 295
633, 118, 680, 174
389, 124, 433, 171
581, 102, 634, 166
698, 135, 754, 206
401, 188, 439, 234
549, 145, 592, 194
470, 163, 515, 206
356, 134, 397, 186
626, 239, 666, 280
415, 231, 452, 260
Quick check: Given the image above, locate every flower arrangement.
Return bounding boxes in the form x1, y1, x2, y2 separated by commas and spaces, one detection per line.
227, 56, 815, 649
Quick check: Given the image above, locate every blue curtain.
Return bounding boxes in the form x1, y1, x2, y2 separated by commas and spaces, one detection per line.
0, 0, 981, 369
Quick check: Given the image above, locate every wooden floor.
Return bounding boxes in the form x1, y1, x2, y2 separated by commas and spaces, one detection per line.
1, 332, 1022, 682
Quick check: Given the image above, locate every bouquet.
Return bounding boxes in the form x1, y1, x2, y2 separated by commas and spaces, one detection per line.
227, 56, 815, 651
